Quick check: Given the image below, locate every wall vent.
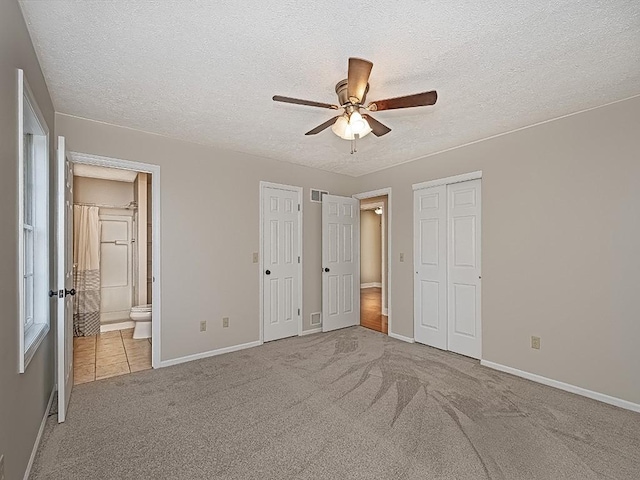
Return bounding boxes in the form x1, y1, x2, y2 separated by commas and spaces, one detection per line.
310, 312, 322, 326
310, 189, 328, 203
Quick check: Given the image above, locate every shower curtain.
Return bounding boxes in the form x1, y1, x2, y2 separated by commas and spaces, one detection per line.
73, 205, 101, 336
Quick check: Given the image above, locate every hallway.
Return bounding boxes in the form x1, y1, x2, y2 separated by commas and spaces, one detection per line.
360, 287, 387, 334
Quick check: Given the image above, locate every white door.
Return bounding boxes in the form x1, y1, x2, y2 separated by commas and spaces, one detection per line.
262, 185, 301, 342
413, 186, 447, 349
447, 180, 482, 359
56, 136, 74, 423
322, 195, 360, 332
99, 214, 133, 323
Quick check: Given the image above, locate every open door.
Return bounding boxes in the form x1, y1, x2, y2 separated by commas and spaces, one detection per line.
322, 195, 360, 332
57, 136, 74, 423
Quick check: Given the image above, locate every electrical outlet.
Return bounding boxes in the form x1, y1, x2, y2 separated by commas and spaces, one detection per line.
0, 454, 5, 480
252, 252, 259, 263
400, 252, 405, 262
222, 317, 229, 328
531, 336, 541, 350
199, 321, 207, 332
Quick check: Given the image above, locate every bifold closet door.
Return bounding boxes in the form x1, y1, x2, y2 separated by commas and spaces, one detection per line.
447, 180, 481, 359
414, 179, 482, 359
413, 185, 447, 349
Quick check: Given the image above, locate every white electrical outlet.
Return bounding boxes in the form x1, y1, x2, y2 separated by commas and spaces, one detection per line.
399, 252, 405, 262
223, 317, 229, 328
200, 321, 207, 332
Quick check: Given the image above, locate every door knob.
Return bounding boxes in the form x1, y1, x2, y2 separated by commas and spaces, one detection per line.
265, 270, 271, 275
65, 288, 76, 296
324, 268, 330, 272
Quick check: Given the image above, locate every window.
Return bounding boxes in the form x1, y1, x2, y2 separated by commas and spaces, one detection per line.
18, 69, 50, 373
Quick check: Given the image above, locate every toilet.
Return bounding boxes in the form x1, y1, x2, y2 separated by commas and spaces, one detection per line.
130, 304, 152, 339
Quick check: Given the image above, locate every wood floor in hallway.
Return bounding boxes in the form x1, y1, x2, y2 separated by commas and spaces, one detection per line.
360, 287, 388, 334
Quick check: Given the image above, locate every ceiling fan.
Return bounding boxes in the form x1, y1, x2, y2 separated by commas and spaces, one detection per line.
272, 57, 437, 151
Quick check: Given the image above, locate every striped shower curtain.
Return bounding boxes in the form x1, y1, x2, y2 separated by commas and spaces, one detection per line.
73, 205, 101, 336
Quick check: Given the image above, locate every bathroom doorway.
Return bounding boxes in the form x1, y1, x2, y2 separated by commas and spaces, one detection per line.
71, 163, 154, 384
358, 193, 389, 335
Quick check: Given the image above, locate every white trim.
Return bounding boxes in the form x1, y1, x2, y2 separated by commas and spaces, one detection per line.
481, 360, 640, 413
259, 181, 303, 342
412, 171, 482, 191
18, 69, 50, 373
69, 151, 161, 368
100, 321, 135, 333
23, 387, 55, 480
300, 327, 322, 336
158, 341, 261, 368
360, 282, 382, 289
389, 332, 415, 343
353, 188, 392, 336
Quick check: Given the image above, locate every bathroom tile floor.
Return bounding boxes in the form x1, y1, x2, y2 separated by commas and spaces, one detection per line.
73, 328, 152, 385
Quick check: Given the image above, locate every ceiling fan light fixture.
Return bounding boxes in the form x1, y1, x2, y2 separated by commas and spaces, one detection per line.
331, 114, 371, 140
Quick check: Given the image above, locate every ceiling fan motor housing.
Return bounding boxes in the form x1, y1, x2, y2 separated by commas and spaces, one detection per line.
335, 79, 368, 106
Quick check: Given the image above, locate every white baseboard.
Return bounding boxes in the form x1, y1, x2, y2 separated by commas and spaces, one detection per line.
360, 282, 382, 289
480, 360, 640, 414
158, 340, 262, 368
300, 327, 322, 336
100, 320, 135, 332
24, 387, 55, 480
388, 332, 415, 343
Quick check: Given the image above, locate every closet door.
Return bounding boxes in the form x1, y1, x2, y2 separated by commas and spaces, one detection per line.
413, 185, 447, 349
447, 180, 482, 359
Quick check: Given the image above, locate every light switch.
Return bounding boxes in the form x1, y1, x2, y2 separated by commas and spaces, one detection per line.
252, 252, 259, 263
400, 252, 405, 262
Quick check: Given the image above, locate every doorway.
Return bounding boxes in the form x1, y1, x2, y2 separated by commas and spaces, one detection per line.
71, 165, 154, 383
413, 172, 482, 359
353, 188, 393, 336
55, 141, 162, 423
359, 196, 388, 334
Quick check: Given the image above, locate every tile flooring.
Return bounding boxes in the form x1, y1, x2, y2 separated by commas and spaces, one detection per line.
73, 328, 152, 385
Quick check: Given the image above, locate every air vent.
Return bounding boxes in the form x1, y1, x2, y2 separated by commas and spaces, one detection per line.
310, 312, 321, 325
310, 189, 328, 203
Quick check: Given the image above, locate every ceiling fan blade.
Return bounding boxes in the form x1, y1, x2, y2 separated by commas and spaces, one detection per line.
362, 114, 391, 137
273, 95, 339, 109
305, 116, 340, 135
368, 90, 437, 111
347, 58, 373, 103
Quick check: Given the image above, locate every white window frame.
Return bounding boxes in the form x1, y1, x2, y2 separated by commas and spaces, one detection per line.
18, 69, 50, 373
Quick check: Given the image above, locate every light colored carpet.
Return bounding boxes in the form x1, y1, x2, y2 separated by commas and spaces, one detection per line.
31, 327, 640, 479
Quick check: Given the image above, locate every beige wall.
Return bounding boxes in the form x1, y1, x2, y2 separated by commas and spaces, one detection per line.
73, 176, 134, 205
0, 1, 56, 479
360, 210, 382, 284
355, 96, 640, 405
55, 113, 354, 360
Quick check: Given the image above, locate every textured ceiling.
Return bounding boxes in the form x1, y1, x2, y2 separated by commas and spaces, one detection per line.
20, 1, 640, 176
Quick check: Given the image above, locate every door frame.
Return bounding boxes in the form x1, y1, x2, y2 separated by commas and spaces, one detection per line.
258, 181, 303, 344
352, 188, 393, 336
68, 151, 162, 368
412, 171, 482, 352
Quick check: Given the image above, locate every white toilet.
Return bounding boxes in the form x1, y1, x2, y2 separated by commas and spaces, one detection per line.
130, 304, 152, 339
